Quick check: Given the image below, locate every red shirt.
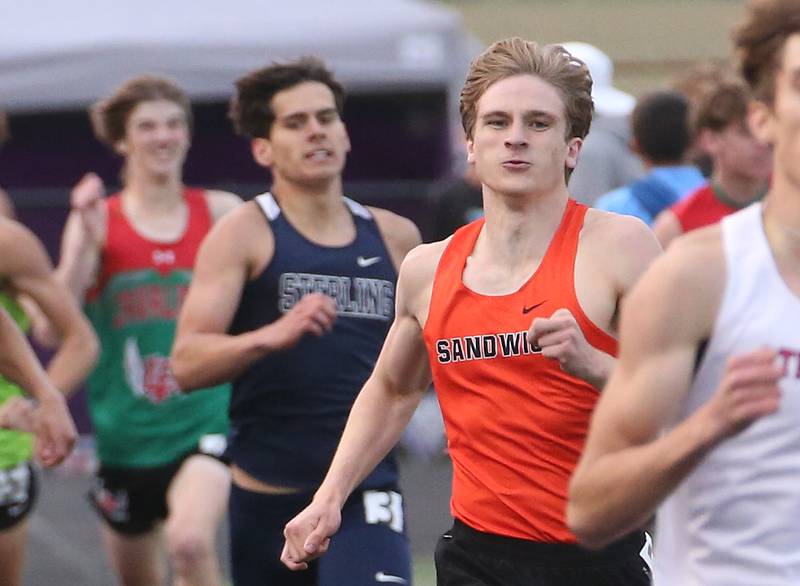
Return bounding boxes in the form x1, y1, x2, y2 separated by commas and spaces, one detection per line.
88, 187, 212, 299
423, 200, 616, 542
671, 184, 738, 233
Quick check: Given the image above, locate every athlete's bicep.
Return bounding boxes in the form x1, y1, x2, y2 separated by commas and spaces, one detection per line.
369, 208, 422, 273
372, 312, 432, 399
653, 210, 683, 250
177, 213, 256, 336
1, 222, 65, 303
0, 221, 55, 281
585, 242, 722, 458
588, 315, 696, 457
14, 264, 86, 343
1, 225, 81, 330
370, 249, 435, 397
611, 216, 662, 298
205, 190, 243, 222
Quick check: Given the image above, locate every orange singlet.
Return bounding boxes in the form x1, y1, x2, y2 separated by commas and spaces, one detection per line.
423, 200, 616, 543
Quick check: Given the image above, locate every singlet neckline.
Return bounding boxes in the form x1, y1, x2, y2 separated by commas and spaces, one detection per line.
267, 192, 361, 251
712, 181, 766, 210
458, 200, 572, 300
116, 188, 194, 246
755, 203, 800, 305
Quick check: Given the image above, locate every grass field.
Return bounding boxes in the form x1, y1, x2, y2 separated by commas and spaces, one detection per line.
414, 556, 436, 586
440, 0, 750, 94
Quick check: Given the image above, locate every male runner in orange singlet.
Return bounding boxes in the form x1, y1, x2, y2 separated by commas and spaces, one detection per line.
281, 38, 661, 585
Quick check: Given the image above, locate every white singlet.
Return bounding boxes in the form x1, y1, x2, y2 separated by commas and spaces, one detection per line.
654, 203, 800, 585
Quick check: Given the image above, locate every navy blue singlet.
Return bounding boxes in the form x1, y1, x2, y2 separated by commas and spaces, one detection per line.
226, 193, 399, 490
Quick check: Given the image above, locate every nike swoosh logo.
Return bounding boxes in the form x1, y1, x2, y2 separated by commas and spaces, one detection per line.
357, 256, 382, 267
522, 300, 547, 314
374, 572, 408, 584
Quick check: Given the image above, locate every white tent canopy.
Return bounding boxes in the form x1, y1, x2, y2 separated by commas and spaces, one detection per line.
0, 0, 478, 113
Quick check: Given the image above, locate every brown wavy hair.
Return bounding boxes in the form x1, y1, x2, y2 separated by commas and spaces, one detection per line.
90, 75, 192, 149
733, 0, 800, 104
693, 77, 751, 134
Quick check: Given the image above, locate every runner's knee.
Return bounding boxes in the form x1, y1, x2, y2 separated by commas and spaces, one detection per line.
165, 522, 213, 571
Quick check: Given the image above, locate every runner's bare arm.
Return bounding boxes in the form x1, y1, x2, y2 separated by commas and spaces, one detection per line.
172, 203, 336, 390
0, 188, 16, 220
653, 208, 683, 249
0, 307, 76, 466
24, 206, 102, 350
205, 189, 243, 222
57, 173, 106, 301
309, 245, 434, 499
0, 308, 63, 404
369, 207, 422, 272
606, 213, 664, 298
532, 213, 661, 389
281, 242, 441, 570
0, 219, 98, 395
567, 230, 779, 548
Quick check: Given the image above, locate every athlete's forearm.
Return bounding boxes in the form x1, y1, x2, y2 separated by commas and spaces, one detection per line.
171, 330, 272, 391
0, 309, 62, 402
314, 376, 425, 508
584, 349, 616, 390
55, 254, 96, 302
55, 213, 99, 302
45, 318, 98, 396
568, 408, 722, 548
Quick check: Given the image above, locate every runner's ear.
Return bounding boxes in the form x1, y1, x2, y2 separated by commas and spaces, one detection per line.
565, 137, 582, 170
466, 138, 476, 164
748, 100, 775, 147
251, 138, 273, 168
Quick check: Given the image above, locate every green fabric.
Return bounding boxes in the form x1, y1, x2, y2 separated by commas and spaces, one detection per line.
0, 291, 34, 469
86, 269, 229, 467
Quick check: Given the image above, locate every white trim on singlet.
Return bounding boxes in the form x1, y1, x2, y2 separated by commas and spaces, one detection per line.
654, 202, 800, 586
344, 197, 372, 220
254, 192, 281, 221
255, 192, 372, 222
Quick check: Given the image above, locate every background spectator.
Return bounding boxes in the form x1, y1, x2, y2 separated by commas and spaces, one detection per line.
594, 90, 706, 225
563, 42, 644, 205
653, 76, 772, 248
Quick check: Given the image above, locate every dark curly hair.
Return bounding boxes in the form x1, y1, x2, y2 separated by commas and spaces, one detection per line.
229, 57, 345, 139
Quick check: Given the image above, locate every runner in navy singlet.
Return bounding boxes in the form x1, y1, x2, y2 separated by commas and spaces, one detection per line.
172, 58, 421, 586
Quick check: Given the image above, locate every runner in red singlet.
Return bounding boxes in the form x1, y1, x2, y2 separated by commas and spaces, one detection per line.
43, 76, 241, 586
653, 76, 772, 247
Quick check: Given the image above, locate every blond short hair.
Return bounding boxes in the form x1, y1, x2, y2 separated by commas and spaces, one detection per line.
460, 37, 594, 141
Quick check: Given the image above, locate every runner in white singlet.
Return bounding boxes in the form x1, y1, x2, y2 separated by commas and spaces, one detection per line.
567, 2, 800, 584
